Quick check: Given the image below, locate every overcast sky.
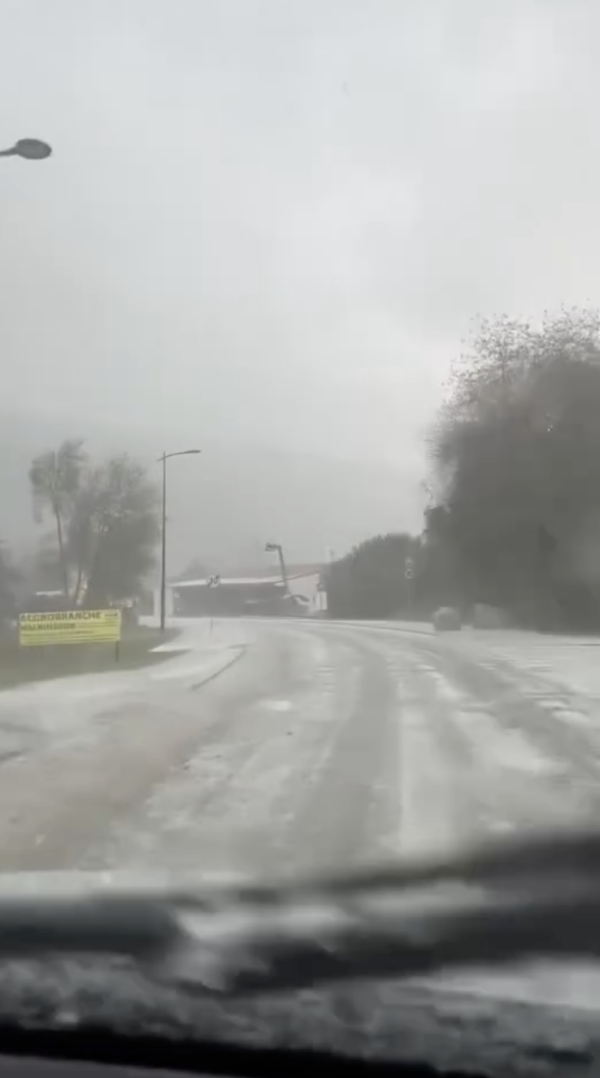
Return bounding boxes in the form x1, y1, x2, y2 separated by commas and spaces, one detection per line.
1, 0, 599, 472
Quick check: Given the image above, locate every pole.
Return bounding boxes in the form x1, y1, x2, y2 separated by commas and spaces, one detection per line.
160, 453, 167, 632
277, 544, 289, 593
405, 557, 414, 618
156, 447, 201, 632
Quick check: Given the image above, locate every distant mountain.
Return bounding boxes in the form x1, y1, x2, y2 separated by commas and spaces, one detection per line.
0, 407, 425, 581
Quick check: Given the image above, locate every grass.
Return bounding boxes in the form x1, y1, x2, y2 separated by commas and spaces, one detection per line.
0, 625, 182, 690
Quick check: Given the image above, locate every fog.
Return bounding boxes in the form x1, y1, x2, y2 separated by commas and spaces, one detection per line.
0, 0, 598, 569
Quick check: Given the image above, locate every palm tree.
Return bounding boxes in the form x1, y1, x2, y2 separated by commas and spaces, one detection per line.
29, 439, 86, 599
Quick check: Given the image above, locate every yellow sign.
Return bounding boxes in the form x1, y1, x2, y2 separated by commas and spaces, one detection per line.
19, 609, 122, 647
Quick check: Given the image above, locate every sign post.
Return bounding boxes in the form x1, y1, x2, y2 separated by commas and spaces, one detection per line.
404, 557, 415, 614
207, 575, 221, 635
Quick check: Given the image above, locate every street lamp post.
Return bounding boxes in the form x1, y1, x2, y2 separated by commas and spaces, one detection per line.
0, 139, 52, 160
158, 449, 201, 631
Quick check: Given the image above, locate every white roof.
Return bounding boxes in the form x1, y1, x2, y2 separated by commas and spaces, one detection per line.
172, 572, 319, 589
173, 576, 286, 588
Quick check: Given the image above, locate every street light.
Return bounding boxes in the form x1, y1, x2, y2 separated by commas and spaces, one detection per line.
0, 138, 52, 160
158, 449, 201, 631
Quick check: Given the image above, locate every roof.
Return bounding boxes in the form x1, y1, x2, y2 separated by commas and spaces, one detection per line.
173, 576, 287, 589
172, 571, 321, 590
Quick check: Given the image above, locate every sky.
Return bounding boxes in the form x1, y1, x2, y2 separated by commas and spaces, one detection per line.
1, 0, 599, 479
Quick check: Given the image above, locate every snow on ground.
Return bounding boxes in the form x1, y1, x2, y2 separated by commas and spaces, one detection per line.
465, 629, 600, 697
0, 617, 251, 863
79, 625, 380, 878
307, 622, 600, 866
2, 615, 600, 1010
2, 614, 600, 871
0, 617, 248, 748
318, 623, 600, 1013
362, 618, 600, 727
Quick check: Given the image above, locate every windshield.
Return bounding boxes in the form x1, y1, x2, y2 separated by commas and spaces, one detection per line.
2, 0, 600, 1063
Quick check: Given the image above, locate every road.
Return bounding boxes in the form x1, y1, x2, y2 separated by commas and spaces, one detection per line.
0, 617, 598, 878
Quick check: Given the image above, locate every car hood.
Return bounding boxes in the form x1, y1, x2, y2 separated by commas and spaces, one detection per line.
0, 953, 596, 1078
0, 870, 597, 1077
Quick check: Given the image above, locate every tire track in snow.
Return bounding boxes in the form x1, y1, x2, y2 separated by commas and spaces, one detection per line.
333, 625, 591, 854
85, 627, 362, 877
398, 636, 600, 840
425, 640, 600, 783
284, 628, 399, 874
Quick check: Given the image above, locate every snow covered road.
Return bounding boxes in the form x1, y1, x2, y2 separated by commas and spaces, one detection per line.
0, 617, 597, 876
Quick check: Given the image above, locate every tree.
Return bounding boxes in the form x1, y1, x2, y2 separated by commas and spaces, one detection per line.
0, 545, 18, 622
28, 439, 86, 598
29, 442, 160, 608
326, 533, 419, 619
66, 454, 160, 607
429, 308, 600, 629
416, 505, 460, 613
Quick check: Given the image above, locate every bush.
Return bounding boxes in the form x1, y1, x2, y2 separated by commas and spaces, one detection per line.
433, 606, 462, 632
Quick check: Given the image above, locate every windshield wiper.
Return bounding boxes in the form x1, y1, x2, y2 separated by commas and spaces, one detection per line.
0, 830, 599, 995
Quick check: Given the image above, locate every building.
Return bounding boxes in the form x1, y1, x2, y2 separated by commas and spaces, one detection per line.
168, 566, 326, 618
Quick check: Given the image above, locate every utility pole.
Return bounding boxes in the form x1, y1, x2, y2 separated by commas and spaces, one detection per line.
160, 454, 167, 632
158, 448, 201, 631
265, 541, 289, 592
